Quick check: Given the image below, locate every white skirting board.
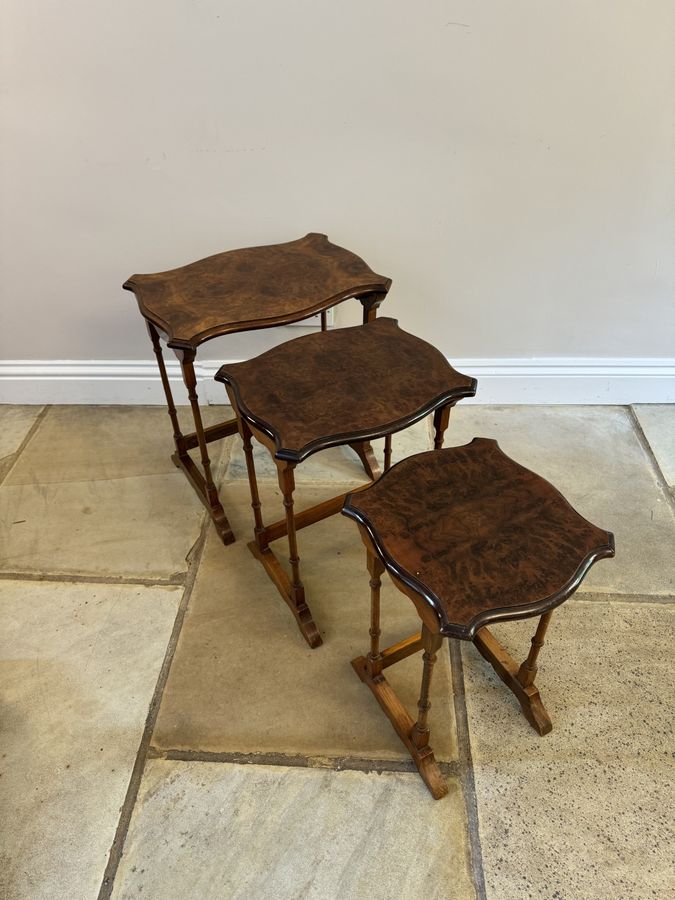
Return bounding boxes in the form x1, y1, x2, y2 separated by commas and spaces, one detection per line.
0, 358, 674, 405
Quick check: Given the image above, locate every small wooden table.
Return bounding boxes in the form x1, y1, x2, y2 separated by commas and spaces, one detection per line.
342, 439, 615, 799
123, 233, 391, 544
215, 317, 477, 648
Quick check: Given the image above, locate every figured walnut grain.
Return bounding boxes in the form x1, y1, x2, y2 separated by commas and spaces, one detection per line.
123, 232, 391, 349
215, 318, 477, 462
343, 438, 614, 638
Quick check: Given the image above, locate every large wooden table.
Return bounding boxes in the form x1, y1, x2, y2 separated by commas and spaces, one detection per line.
124, 233, 391, 544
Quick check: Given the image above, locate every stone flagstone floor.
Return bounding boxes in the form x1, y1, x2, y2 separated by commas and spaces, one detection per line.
0, 403, 673, 900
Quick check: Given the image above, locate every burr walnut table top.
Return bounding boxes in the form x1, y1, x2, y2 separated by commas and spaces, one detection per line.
343, 439, 614, 639
215, 317, 477, 463
123, 232, 391, 350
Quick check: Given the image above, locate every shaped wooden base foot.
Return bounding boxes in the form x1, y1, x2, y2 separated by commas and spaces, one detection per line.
474, 626, 553, 735
210, 508, 237, 547
249, 541, 323, 648
351, 655, 448, 799
172, 452, 235, 545
349, 440, 381, 481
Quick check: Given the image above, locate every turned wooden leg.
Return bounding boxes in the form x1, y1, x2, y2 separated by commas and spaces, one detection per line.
147, 322, 186, 455
433, 405, 451, 450
345, 292, 389, 481
383, 434, 393, 473
320, 309, 328, 331
474, 619, 554, 736
411, 625, 443, 752
277, 463, 304, 604
351, 614, 449, 800
179, 352, 234, 545
269, 462, 321, 648
405, 624, 449, 799
366, 552, 386, 679
239, 419, 267, 551
517, 611, 553, 688
181, 354, 219, 494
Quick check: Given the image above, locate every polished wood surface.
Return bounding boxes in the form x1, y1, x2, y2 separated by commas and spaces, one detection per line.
222, 321, 474, 647
124, 234, 391, 543
343, 437, 615, 639
216, 318, 477, 463
344, 443, 614, 798
124, 232, 391, 350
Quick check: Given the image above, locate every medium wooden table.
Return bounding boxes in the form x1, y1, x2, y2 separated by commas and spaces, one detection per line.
215, 317, 477, 648
342, 439, 615, 798
124, 233, 391, 544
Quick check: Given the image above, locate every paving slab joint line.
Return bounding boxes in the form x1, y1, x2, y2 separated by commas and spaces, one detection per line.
573, 590, 675, 605
449, 641, 488, 900
0, 403, 51, 487
147, 746, 460, 778
96, 514, 211, 900
627, 405, 675, 515
0, 570, 187, 587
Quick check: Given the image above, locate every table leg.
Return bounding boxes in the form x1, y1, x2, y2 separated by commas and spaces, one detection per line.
278, 462, 322, 647
433, 404, 452, 450
349, 441, 381, 480
239, 439, 372, 647
411, 625, 443, 751
178, 351, 235, 545
147, 323, 187, 457
278, 464, 308, 606
351, 556, 449, 799
517, 611, 553, 688
359, 291, 386, 325
239, 419, 267, 551
345, 292, 389, 480
383, 434, 393, 472
366, 552, 386, 678
149, 325, 237, 544
473, 619, 554, 735
246, 458, 322, 649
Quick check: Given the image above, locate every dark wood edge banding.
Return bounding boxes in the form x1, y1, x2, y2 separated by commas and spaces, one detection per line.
214, 318, 477, 462
217, 383, 477, 463
273, 382, 477, 463
123, 233, 392, 350
142, 286, 392, 351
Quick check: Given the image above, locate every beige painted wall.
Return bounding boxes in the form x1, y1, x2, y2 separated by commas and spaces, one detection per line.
1, 1, 673, 363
